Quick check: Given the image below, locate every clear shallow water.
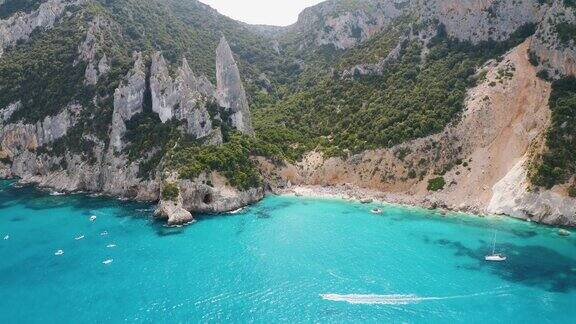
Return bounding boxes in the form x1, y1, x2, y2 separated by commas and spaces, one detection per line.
0, 179, 575, 323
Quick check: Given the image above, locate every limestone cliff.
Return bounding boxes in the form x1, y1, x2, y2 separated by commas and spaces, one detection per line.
0, 0, 82, 58
216, 36, 254, 135
287, 0, 408, 50
150, 52, 215, 139
530, 1, 576, 78
417, 0, 542, 44
77, 16, 110, 85
109, 52, 146, 153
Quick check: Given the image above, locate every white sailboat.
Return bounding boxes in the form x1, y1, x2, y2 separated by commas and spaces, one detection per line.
485, 232, 506, 262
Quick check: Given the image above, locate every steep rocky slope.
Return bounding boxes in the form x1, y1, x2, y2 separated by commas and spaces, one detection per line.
266, 40, 575, 226
0, 0, 575, 226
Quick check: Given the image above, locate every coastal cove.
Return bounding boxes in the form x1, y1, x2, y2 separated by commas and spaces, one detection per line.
1, 179, 575, 322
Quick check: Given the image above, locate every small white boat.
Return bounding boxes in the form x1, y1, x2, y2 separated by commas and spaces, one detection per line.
102, 259, 113, 265
485, 254, 507, 262
49, 191, 65, 196
90, 215, 97, 222
74, 235, 85, 240
100, 231, 108, 236
4, 235, 9, 240
370, 208, 383, 215
106, 244, 116, 248
54, 250, 64, 256
485, 232, 506, 262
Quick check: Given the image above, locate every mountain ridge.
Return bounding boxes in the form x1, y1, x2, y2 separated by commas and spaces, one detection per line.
0, 0, 574, 226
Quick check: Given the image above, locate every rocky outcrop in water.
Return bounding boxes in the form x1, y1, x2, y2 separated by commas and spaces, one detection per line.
0, 0, 82, 58
179, 173, 264, 213
216, 36, 254, 135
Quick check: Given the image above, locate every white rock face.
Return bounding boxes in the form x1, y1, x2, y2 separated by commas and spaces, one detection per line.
109, 52, 146, 152
0, 103, 81, 158
0, 0, 82, 58
216, 36, 254, 135
530, 1, 576, 78
150, 52, 178, 122
0, 101, 21, 124
417, 0, 542, 44
292, 0, 407, 50
77, 16, 111, 85
150, 52, 215, 139
179, 174, 264, 213
489, 159, 576, 226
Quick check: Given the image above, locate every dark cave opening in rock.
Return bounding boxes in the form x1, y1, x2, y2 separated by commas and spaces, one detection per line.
203, 193, 213, 204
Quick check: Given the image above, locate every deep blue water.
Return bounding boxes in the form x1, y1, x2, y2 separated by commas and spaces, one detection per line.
0, 179, 575, 323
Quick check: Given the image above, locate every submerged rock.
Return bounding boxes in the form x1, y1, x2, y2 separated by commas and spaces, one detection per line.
558, 229, 571, 237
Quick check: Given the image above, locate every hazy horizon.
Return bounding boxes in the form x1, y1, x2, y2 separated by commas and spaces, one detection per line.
199, 0, 324, 26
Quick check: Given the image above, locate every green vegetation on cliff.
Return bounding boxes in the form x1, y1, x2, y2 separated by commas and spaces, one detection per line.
0, 0, 42, 19
427, 177, 446, 191
166, 132, 282, 190
254, 24, 536, 158
0, 9, 88, 123
530, 77, 576, 189
161, 182, 180, 201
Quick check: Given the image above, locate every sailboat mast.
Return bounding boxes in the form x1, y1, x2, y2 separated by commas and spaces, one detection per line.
492, 232, 497, 254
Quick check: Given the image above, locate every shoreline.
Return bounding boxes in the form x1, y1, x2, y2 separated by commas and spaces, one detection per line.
274, 184, 523, 222
275, 184, 463, 212
2, 177, 573, 230
274, 185, 576, 231
275, 185, 575, 231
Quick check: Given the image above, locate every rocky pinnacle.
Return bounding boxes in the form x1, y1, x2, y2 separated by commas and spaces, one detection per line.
216, 36, 254, 135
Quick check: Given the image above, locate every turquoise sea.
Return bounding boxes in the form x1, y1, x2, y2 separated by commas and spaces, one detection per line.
0, 179, 575, 323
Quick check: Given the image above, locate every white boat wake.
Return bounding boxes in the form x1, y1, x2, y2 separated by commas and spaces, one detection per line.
320, 291, 499, 305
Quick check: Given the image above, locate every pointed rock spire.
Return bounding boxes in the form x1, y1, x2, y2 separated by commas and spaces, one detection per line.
216, 36, 254, 135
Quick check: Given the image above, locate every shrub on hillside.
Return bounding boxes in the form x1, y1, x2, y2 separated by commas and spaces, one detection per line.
427, 177, 446, 191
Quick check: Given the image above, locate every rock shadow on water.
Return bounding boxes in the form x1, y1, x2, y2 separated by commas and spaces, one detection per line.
10, 215, 26, 222
434, 238, 576, 293
152, 221, 187, 237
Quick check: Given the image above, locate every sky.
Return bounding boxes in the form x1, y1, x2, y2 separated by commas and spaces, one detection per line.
199, 0, 325, 26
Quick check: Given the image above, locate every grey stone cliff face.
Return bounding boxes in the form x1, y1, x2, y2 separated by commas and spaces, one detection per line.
150, 53, 215, 139
0, 0, 82, 58
290, 0, 408, 50
110, 52, 146, 153
530, 1, 576, 78
0, 103, 81, 158
77, 16, 110, 85
216, 36, 254, 135
417, 0, 542, 44
0, 101, 21, 124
